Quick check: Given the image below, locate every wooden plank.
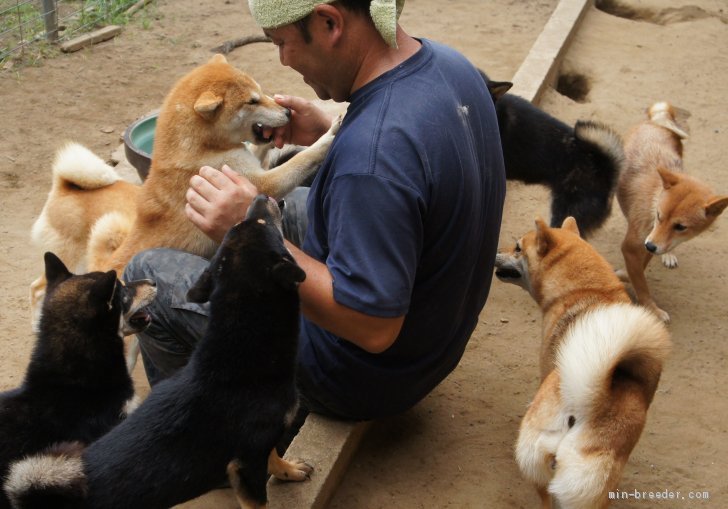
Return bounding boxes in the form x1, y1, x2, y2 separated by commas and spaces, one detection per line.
60, 25, 122, 53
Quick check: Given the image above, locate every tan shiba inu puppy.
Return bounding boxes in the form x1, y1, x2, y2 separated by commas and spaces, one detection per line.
495, 217, 671, 509
617, 101, 728, 322
29, 53, 341, 344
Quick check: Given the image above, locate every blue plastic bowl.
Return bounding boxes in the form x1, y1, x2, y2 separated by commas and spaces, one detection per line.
123, 112, 157, 180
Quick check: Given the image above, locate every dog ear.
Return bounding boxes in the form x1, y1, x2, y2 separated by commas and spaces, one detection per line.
44, 252, 72, 290
271, 259, 306, 290
705, 196, 728, 217
90, 270, 118, 310
194, 91, 224, 120
657, 167, 681, 190
534, 217, 555, 256
561, 216, 580, 235
209, 53, 228, 65
187, 268, 214, 303
487, 81, 513, 101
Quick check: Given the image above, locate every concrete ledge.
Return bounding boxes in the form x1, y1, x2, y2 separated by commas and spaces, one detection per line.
268, 416, 370, 508
509, 0, 592, 104
173, 417, 370, 509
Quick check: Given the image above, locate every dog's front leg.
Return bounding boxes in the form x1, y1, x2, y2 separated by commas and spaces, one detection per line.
227, 457, 270, 509
267, 447, 313, 482
251, 114, 343, 198
621, 234, 670, 322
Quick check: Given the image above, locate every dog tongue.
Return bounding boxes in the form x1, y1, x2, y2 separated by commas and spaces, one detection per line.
262, 126, 274, 140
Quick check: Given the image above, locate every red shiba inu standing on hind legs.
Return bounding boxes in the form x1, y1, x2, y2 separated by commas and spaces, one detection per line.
618, 101, 728, 322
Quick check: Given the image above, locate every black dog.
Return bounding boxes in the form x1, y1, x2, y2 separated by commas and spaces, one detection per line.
480, 70, 624, 237
6, 195, 311, 509
0, 252, 155, 509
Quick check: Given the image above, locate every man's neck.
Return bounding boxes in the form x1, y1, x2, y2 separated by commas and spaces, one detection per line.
350, 27, 421, 95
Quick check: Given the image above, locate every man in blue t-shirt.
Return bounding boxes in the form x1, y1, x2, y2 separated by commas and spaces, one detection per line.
126, 0, 505, 421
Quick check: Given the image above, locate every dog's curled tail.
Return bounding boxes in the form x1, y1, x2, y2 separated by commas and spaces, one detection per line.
549, 303, 670, 507
52, 142, 120, 191
5, 442, 88, 509
574, 120, 625, 175
558, 304, 670, 415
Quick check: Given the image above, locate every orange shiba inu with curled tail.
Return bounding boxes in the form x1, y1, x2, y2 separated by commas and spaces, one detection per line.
617, 101, 728, 322
495, 217, 671, 509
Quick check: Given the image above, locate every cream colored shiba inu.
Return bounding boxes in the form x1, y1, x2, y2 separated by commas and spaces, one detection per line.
495, 217, 671, 509
617, 101, 728, 322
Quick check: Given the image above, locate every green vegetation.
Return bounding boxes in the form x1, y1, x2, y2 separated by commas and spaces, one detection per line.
1, 0, 156, 66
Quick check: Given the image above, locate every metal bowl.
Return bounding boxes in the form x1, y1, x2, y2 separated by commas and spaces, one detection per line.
122, 111, 157, 180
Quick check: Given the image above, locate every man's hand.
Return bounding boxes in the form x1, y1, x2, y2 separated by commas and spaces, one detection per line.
185, 165, 258, 243
271, 95, 334, 148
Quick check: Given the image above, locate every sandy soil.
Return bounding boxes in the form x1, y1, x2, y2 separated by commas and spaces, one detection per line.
1, 0, 727, 507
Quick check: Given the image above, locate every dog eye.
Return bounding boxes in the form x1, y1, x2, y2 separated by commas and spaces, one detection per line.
249, 96, 259, 105
673, 223, 687, 232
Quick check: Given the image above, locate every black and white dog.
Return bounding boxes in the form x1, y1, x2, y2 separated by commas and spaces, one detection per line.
6, 196, 311, 509
481, 70, 624, 237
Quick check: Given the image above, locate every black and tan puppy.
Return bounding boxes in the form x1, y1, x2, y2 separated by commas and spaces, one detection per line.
480, 70, 624, 237
7, 195, 311, 509
0, 252, 155, 509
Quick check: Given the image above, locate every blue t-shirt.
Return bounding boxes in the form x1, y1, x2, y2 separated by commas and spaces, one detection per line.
298, 39, 506, 420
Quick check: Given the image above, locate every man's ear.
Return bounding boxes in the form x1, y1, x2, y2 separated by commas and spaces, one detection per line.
311, 4, 344, 45
187, 268, 214, 303
44, 252, 72, 291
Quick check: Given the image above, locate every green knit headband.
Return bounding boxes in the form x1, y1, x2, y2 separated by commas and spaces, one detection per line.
248, 0, 405, 48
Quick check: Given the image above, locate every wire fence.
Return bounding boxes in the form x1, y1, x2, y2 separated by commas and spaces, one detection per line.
0, 0, 145, 63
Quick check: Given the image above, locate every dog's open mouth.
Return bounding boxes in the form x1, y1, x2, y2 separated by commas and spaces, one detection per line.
253, 123, 275, 144
495, 267, 522, 280
124, 308, 152, 334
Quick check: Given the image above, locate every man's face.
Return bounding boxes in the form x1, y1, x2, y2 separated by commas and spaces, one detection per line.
264, 23, 346, 101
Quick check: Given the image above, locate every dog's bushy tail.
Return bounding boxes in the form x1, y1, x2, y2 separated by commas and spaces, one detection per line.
558, 303, 670, 414
51, 142, 120, 191
549, 303, 670, 507
557, 120, 625, 237
4, 442, 88, 509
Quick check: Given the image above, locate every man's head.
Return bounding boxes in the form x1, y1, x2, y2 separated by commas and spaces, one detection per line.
248, 0, 404, 102
248, 0, 403, 47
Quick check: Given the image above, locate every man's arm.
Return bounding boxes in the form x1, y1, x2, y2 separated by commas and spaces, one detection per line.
285, 241, 404, 354
185, 166, 403, 354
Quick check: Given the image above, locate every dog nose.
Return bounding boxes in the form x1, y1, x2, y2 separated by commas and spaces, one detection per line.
645, 241, 657, 253
284, 108, 291, 118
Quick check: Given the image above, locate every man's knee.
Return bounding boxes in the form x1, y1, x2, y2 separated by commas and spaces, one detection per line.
123, 248, 171, 282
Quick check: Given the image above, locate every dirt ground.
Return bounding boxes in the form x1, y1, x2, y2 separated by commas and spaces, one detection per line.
1, 0, 727, 507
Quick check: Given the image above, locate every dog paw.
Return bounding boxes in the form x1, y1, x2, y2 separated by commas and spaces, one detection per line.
661, 253, 678, 269
649, 304, 671, 324
272, 458, 314, 482
328, 114, 343, 136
